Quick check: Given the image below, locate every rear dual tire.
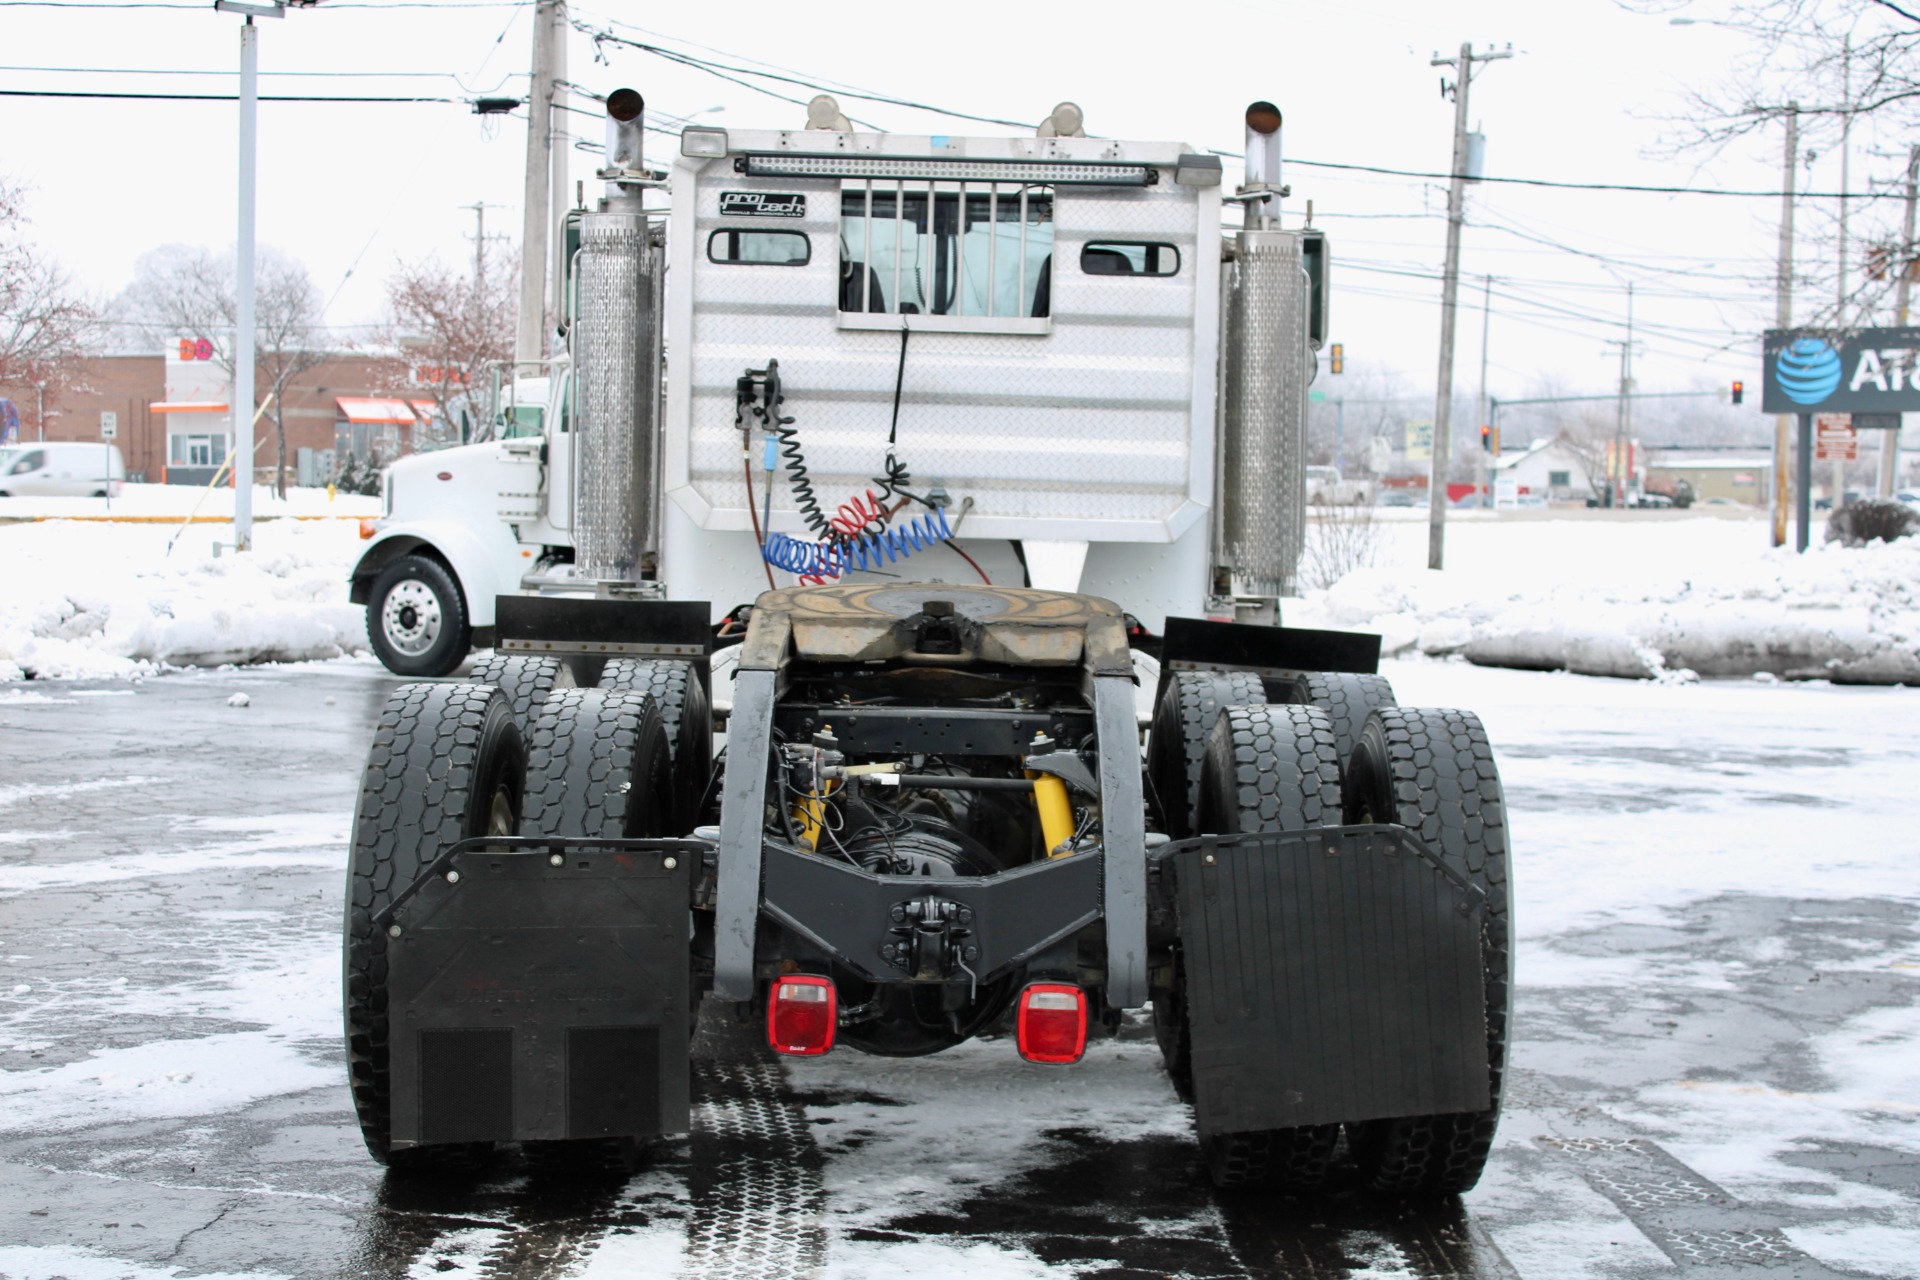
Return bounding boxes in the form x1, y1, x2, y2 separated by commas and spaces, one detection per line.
1341, 708, 1511, 1196
343, 683, 524, 1169
1182, 703, 1346, 1192
600, 657, 714, 833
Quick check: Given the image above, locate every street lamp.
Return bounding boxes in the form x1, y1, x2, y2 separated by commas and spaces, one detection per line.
213, 0, 318, 551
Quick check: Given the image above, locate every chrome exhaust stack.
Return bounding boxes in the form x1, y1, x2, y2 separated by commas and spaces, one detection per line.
1216, 101, 1309, 621
571, 89, 660, 589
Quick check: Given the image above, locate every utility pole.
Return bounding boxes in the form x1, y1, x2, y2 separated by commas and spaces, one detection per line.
1478, 272, 1492, 507
1835, 41, 1852, 509
1772, 105, 1799, 547
516, 0, 563, 365
1427, 41, 1512, 569
1879, 144, 1917, 498
463, 201, 505, 291
1606, 283, 1635, 506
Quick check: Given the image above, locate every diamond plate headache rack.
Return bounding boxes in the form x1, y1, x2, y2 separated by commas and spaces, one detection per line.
1149, 824, 1487, 916
372, 835, 716, 930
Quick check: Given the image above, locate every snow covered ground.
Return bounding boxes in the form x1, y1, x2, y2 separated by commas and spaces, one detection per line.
1, 658, 1912, 1279
1294, 509, 1920, 683
0, 483, 376, 681
3, 499, 1913, 685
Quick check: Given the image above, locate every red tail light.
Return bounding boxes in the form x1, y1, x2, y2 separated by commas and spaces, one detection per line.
767, 975, 836, 1055
1016, 983, 1087, 1064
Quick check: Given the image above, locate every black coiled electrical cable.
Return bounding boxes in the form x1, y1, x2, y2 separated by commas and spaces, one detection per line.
773, 411, 836, 541
739, 359, 836, 542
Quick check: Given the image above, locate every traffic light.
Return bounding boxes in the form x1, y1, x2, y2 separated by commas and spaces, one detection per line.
1330, 342, 1344, 374
1731, 380, 1744, 405
1480, 425, 1492, 451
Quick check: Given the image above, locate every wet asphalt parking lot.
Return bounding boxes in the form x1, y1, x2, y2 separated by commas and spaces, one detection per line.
0, 658, 1915, 1280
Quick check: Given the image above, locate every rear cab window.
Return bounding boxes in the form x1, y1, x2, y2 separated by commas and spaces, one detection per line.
1080, 241, 1180, 276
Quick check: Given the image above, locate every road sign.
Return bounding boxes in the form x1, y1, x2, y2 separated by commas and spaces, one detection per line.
100, 411, 118, 440
1404, 419, 1433, 462
1815, 414, 1857, 461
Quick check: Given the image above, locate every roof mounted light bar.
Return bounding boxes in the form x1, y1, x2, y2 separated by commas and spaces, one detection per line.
740, 153, 1156, 187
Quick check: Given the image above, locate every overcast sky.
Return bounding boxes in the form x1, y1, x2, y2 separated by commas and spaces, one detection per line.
4, 0, 1904, 411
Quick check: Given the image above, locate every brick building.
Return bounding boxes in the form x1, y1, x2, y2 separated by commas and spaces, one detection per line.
2, 346, 420, 484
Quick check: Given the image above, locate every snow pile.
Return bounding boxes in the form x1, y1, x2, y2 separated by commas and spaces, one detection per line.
0, 518, 370, 680
0, 478, 379, 521
1291, 523, 1920, 683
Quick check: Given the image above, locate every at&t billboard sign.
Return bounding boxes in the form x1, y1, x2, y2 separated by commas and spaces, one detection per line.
1762, 327, 1920, 413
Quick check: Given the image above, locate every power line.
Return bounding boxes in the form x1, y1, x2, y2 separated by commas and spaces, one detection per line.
569, 17, 1901, 203
569, 20, 1026, 131
0, 88, 457, 102
0, 1, 529, 7
0, 63, 515, 78
1265, 153, 1898, 201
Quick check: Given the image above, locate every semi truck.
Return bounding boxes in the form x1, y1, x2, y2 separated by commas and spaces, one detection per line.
344, 91, 1512, 1195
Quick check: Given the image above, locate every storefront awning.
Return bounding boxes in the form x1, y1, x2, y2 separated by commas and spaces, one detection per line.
336, 397, 420, 425
151, 401, 228, 414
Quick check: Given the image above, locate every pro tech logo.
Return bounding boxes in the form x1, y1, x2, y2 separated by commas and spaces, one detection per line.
720, 191, 806, 218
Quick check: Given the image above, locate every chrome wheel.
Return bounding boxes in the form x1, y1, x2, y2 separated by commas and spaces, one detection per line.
380, 578, 442, 657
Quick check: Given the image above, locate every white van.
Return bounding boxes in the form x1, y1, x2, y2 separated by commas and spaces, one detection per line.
0, 442, 126, 497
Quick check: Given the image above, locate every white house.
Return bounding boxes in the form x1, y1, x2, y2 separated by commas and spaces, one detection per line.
1490, 437, 1603, 503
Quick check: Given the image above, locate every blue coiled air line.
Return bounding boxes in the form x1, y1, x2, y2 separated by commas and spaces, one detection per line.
761, 504, 954, 581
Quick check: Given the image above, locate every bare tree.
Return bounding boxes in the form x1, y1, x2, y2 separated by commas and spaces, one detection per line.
379, 244, 519, 449
1552, 409, 1622, 504
1301, 503, 1382, 590
1639, 0, 1920, 324
1305, 364, 1424, 472
116, 244, 327, 495
0, 178, 98, 420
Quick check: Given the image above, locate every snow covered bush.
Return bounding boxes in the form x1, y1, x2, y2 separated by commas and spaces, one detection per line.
1824, 497, 1918, 547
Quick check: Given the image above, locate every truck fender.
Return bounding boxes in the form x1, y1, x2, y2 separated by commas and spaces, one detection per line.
350, 522, 520, 630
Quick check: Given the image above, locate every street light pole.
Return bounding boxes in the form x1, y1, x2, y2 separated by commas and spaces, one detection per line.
233, 15, 258, 550
215, 0, 296, 552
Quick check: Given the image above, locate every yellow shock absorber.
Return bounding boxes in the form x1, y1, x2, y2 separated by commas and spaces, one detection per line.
794, 779, 834, 851
1029, 773, 1076, 858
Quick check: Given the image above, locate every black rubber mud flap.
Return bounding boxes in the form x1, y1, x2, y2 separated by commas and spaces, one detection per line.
1170, 828, 1488, 1136
383, 845, 692, 1149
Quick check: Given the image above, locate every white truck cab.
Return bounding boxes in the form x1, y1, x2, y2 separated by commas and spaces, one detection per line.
355, 95, 1329, 676
350, 372, 579, 674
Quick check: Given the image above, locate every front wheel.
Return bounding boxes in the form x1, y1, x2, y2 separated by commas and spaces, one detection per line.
367, 553, 471, 677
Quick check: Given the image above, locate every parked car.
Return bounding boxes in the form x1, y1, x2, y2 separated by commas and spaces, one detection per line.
1895, 489, 1920, 509
1629, 492, 1675, 509
0, 442, 125, 497
1305, 464, 1371, 506
1376, 489, 1420, 507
